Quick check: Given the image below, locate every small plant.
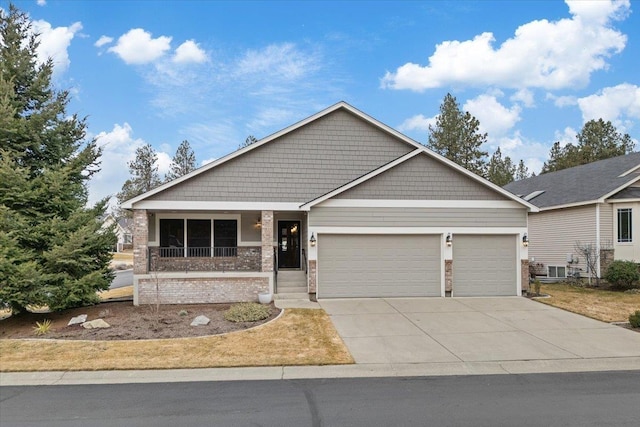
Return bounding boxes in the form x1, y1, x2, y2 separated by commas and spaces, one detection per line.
33, 319, 52, 336
224, 302, 271, 323
630, 311, 640, 328
604, 260, 640, 290
533, 279, 542, 296
178, 309, 188, 317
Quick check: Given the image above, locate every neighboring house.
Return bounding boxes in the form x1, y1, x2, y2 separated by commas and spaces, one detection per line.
102, 214, 133, 252
122, 102, 537, 305
504, 152, 640, 280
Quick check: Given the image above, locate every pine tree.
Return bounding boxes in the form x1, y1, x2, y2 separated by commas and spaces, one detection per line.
541, 119, 634, 173
116, 143, 161, 208
515, 159, 530, 181
0, 5, 115, 314
487, 147, 515, 186
239, 135, 258, 149
165, 140, 196, 182
428, 93, 488, 177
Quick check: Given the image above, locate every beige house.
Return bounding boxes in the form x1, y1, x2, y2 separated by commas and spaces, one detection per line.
122, 102, 537, 305
504, 152, 640, 280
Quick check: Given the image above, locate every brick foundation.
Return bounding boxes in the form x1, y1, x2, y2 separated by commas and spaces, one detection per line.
149, 247, 261, 272
137, 276, 270, 305
308, 260, 317, 293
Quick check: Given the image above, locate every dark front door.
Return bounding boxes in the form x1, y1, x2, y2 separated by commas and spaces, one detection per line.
278, 220, 301, 269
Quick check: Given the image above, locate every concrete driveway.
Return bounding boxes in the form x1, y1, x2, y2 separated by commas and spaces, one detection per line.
319, 297, 640, 365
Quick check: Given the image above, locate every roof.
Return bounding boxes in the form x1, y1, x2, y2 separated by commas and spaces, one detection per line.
123, 101, 537, 211
503, 152, 640, 209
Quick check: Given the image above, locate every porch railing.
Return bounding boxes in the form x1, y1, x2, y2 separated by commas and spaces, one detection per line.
149, 246, 260, 272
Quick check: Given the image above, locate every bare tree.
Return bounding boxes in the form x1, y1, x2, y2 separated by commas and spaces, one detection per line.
574, 240, 613, 287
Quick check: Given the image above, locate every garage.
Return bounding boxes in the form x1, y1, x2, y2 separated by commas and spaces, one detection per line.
317, 234, 441, 298
452, 235, 517, 296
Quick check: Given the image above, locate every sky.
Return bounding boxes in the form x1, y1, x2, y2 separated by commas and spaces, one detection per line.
6, 0, 640, 208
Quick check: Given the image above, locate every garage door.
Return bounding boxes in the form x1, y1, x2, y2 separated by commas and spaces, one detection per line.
318, 234, 441, 298
452, 235, 517, 296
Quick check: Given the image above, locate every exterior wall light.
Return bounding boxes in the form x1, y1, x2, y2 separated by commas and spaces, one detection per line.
255, 217, 262, 229
446, 233, 452, 247
523, 233, 529, 247
310, 233, 316, 247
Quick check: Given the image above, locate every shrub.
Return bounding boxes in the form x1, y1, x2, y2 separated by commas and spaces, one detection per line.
178, 309, 188, 317
224, 302, 271, 323
630, 311, 640, 328
604, 260, 640, 290
33, 319, 52, 336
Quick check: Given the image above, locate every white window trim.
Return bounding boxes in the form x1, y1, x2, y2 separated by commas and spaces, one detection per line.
617, 208, 633, 244
548, 265, 567, 278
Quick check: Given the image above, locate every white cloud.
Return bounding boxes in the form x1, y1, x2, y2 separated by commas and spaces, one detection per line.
576, 83, 640, 123
31, 20, 82, 77
37, 0, 46, 6
173, 40, 207, 64
88, 123, 171, 207
548, 93, 577, 108
201, 158, 216, 166
94, 35, 113, 48
464, 94, 521, 137
108, 28, 172, 64
398, 114, 437, 133
510, 89, 535, 107
236, 43, 319, 80
554, 126, 578, 147
382, 0, 629, 91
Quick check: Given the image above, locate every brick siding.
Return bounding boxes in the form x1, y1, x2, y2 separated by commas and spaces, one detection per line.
149, 247, 261, 272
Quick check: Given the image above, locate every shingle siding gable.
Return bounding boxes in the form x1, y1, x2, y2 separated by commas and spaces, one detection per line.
148, 110, 414, 203
336, 154, 509, 201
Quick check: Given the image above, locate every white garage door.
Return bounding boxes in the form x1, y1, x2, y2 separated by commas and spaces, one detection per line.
318, 234, 441, 298
452, 235, 517, 296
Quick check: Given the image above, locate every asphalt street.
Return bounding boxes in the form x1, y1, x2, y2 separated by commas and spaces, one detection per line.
110, 269, 133, 289
1, 371, 639, 427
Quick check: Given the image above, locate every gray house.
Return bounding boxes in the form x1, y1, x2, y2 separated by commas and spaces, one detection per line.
123, 102, 537, 305
504, 152, 640, 280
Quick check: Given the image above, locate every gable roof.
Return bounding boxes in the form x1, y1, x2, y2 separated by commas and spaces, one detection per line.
503, 152, 640, 209
123, 101, 536, 211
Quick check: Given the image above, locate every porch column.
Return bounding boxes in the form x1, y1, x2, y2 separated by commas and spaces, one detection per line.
261, 210, 274, 272
133, 209, 149, 274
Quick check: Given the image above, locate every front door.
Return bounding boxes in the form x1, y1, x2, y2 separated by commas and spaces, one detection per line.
278, 220, 301, 269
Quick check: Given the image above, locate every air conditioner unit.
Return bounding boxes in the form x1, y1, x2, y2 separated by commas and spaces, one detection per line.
566, 253, 575, 264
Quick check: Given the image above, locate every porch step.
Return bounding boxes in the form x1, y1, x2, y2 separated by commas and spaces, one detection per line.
274, 292, 310, 300
277, 270, 306, 283
277, 285, 308, 293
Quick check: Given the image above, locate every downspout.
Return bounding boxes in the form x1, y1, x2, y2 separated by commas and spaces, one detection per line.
596, 203, 601, 278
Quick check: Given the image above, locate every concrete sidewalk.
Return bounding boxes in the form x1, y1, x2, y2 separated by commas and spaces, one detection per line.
2, 297, 640, 386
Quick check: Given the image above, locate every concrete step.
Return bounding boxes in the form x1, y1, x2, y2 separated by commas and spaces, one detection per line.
274, 292, 310, 300
277, 285, 307, 293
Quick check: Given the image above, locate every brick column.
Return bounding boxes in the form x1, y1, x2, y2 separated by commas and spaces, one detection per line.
261, 210, 274, 272
521, 259, 530, 292
308, 260, 317, 293
133, 209, 149, 274
445, 260, 453, 294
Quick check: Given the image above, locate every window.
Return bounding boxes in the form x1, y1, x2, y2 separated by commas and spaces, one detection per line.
214, 220, 237, 256
159, 219, 184, 257
618, 208, 632, 243
548, 266, 566, 278
187, 219, 211, 257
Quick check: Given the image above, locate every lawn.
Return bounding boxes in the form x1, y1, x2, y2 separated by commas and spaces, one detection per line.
535, 283, 640, 323
0, 308, 354, 372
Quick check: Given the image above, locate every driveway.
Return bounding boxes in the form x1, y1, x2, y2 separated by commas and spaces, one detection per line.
319, 297, 640, 364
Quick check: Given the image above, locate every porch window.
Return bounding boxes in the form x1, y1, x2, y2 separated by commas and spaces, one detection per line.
214, 220, 237, 257
618, 208, 632, 243
187, 219, 211, 257
159, 219, 184, 257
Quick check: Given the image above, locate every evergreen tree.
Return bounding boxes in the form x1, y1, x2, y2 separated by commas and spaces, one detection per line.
428, 93, 488, 177
487, 147, 515, 186
0, 5, 115, 314
165, 140, 196, 182
116, 143, 161, 208
541, 119, 634, 173
239, 135, 258, 149
515, 159, 530, 181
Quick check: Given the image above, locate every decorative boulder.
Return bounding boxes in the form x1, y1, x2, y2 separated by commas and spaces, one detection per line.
68, 314, 88, 326
82, 319, 111, 329
190, 315, 210, 326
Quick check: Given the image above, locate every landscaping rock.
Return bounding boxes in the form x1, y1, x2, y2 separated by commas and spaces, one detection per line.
190, 315, 210, 326
82, 319, 110, 329
68, 314, 87, 326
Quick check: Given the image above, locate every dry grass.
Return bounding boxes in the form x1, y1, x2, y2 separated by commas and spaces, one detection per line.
98, 285, 134, 301
111, 252, 133, 262
0, 309, 354, 372
536, 284, 640, 322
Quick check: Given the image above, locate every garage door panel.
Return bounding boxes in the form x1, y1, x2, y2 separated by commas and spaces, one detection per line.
318, 234, 441, 298
453, 235, 517, 297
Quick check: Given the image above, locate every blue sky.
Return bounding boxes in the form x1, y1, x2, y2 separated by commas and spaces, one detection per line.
8, 0, 640, 207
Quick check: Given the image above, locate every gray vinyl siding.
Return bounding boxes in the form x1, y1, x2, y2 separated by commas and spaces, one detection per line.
148, 110, 413, 203
309, 207, 527, 228
599, 203, 614, 247
241, 212, 261, 242
528, 205, 597, 275
336, 154, 508, 201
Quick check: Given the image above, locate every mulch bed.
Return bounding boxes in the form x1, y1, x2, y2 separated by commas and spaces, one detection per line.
0, 301, 281, 340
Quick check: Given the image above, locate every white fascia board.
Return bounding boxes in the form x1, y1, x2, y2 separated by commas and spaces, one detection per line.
598, 174, 640, 203
316, 199, 526, 209
606, 197, 640, 203
309, 226, 527, 235
619, 163, 640, 177
538, 200, 598, 211
131, 201, 303, 211
300, 150, 423, 209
